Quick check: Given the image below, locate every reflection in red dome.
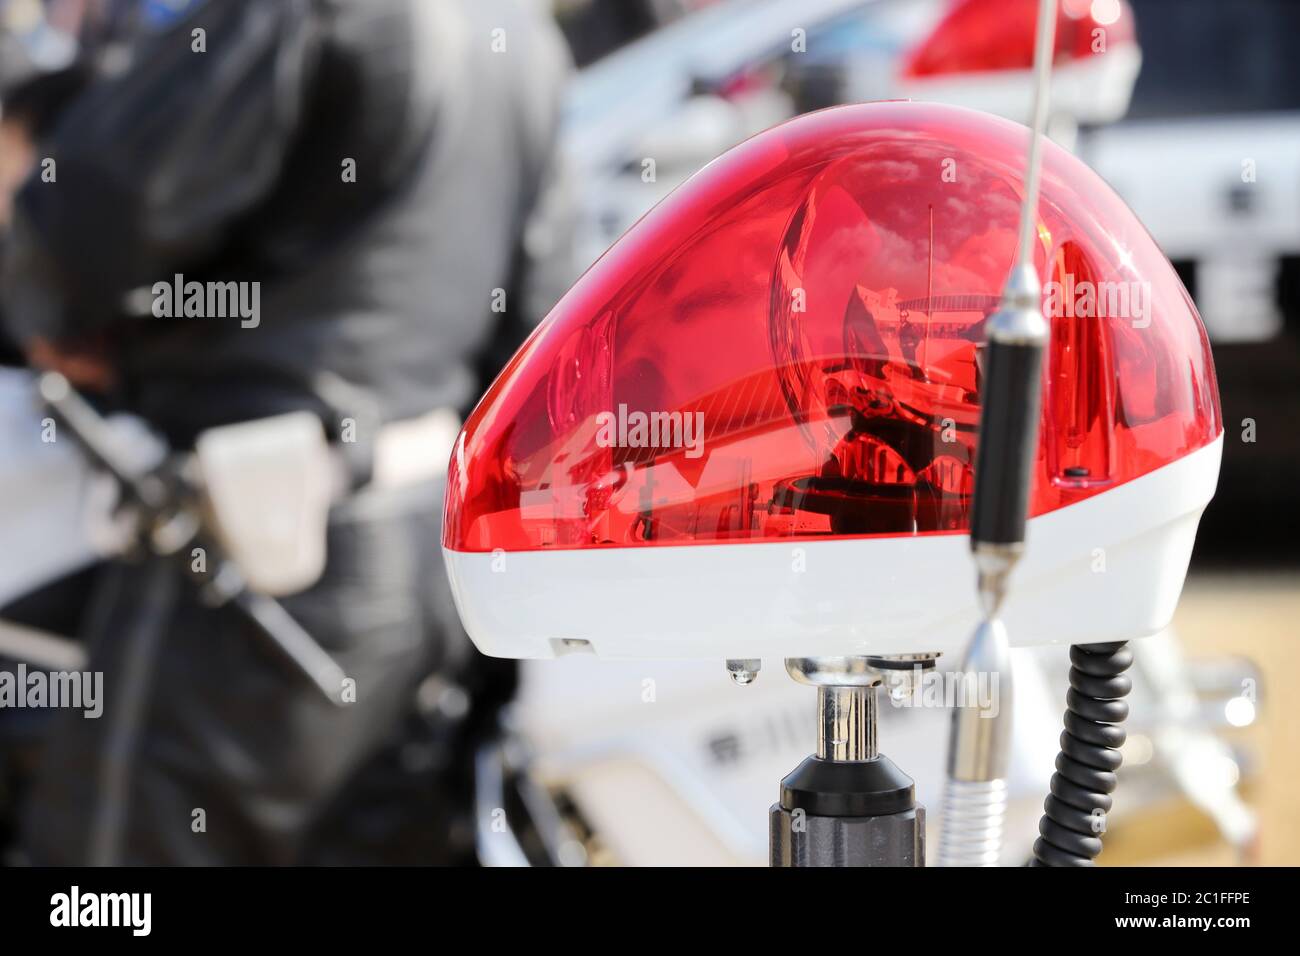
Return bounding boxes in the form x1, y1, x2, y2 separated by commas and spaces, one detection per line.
445, 102, 1219, 553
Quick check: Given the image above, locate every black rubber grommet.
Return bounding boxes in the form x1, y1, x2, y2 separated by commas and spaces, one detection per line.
864, 657, 937, 671
779, 754, 916, 817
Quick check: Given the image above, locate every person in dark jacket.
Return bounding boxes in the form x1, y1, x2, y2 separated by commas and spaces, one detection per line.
0, 0, 571, 864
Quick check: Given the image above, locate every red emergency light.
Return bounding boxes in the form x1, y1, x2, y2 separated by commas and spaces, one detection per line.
443, 101, 1221, 661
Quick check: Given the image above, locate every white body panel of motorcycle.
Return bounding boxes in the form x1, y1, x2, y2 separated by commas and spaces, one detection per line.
0, 370, 164, 607
513, 647, 1061, 865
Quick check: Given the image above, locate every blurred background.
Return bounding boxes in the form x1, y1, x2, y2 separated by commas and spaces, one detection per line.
1, 0, 1296, 866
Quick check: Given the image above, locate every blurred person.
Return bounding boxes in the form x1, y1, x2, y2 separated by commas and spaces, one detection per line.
0, 0, 571, 864
555, 0, 663, 67
0, 118, 34, 228
1, 0, 87, 360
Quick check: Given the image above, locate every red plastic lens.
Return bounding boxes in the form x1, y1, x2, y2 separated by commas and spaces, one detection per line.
445, 102, 1219, 553
901, 0, 1137, 78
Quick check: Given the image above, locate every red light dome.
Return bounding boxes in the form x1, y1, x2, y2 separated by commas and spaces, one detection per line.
896, 0, 1141, 128
902, 0, 1137, 79
443, 102, 1221, 660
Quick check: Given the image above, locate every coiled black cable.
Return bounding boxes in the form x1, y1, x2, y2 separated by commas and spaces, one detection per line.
1031, 641, 1133, 866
